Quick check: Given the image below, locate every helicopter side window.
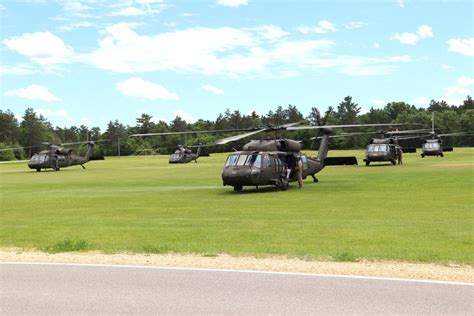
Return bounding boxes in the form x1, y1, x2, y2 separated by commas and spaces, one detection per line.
264, 155, 272, 167
236, 154, 250, 166
244, 154, 262, 168
368, 144, 388, 152
224, 154, 239, 166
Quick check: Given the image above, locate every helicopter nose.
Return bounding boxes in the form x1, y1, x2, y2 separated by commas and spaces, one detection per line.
222, 166, 252, 185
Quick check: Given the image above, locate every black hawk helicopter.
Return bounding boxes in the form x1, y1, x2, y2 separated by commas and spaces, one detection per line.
418, 113, 473, 158
30, 141, 106, 171
215, 122, 409, 191
362, 129, 432, 166
0, 141, 105, 171
131, 128, 246, 164
312, 128, 428, 166
169, 144, 204, 163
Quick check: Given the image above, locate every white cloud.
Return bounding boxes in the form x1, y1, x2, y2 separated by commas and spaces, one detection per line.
390, 32, 419, 45
414, 96, 429, 105
110, 7, 147, 16
85, 23, 411, 78
397, 0, 404, 8
447, 38, 474, 56
4, 84, 62, 102
217, 0, 248, 7
439, 76, 473, 105
174, 110, 195, 123
3, 32, 74, 65
441, 64, 453, 71
298, 20, 337, 34
116, 77, 179, 100
390, 25, 433, 45
343, 21, 368, 30
373, 42, 380, 49
458, 76, 474, 87
252, 25, 288, 42
417, 25, 433, 39
60, 21, 96, 32
0, 64, 38, 76
372, 99, 387, 106
202, 85, 224, 94
63, 2, 92, 12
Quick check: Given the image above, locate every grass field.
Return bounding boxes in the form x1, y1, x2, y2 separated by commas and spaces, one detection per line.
0, 148, 472, 264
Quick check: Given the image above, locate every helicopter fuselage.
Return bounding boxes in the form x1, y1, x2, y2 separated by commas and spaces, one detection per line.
363, 138, 400, 166
28, 152, 89, 171
221, 135, 330, 191
420, 139, 448, 157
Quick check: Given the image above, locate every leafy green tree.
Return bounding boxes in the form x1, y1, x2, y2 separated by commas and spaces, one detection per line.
0, 110, 20, 144
19, 108, 52, 157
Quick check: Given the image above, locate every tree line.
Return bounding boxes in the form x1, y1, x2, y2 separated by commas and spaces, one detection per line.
1, 95, 473, 160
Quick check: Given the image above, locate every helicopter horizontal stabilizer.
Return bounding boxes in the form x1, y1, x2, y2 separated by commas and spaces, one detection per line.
324, 156, 358, 165
89, 156, 105, 160
443, 147, 454, 152
402, 147, 417, 153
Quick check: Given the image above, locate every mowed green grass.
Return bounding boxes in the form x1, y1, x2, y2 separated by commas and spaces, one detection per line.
0, 148, 472, 264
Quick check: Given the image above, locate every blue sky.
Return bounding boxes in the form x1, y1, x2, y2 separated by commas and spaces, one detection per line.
1, 0, 473, 130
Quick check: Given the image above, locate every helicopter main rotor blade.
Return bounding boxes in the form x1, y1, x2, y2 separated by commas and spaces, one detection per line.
0, 145, 44, 152
286, 123, 415, 131
384, 128, 432, 135
437, 131, 474, 137
215, 128, 267, 145
311, 131, 378, 140
130, 127, 257, 137
60, 139, 110, 146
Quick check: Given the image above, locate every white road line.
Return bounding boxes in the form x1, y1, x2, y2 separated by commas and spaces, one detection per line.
2, 261, 472, 286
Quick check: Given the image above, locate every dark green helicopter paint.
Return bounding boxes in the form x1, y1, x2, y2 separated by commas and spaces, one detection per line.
169, 145, 202, 163
28, 142, 103, 171
131, 128, 244, 164
215, 123, 409, 191
418, 113, 473, 158
221, 129, 332, 191
363, 138, 402, 166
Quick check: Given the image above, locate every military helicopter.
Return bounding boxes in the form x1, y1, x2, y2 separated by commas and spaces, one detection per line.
362, 129, 428, 166
169, 144, 205, 163
30, 141, 107, 171
215, 122, 409, 191
131, 128, 243, 164
417, 113, 473, 158
0, 141, 105, 171
312, 128, 426, 166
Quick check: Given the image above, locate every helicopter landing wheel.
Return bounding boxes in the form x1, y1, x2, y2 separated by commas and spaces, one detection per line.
311, 175, 318, 183
391, 159, 396, 165
233, 185, 243, 192
36, 168, 41, 172
440, 153, 444, 157
280, 180, 289, 191
421, 154, 425, 158
365, 161, 370, 166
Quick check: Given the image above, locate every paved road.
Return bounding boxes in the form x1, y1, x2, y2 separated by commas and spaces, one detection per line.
1, 263, 472, 314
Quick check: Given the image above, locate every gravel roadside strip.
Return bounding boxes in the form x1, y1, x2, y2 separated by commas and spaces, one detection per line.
1, 249, 472, 283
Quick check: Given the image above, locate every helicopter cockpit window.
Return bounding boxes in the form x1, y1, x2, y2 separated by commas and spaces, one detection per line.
236, 154, 250, 166
423, 143, 439, 149
31, 154, 48, 163
244, 154, 262, 168
224, 154, 239, 166
367, 144, 388, 152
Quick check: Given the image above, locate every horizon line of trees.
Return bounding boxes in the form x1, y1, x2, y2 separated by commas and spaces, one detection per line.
1, 95, 473, 160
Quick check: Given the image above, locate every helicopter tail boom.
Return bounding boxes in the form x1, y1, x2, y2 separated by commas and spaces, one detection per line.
316, 128, 332, 162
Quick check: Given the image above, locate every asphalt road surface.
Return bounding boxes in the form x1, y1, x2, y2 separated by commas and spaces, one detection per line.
1, 263, 472, 314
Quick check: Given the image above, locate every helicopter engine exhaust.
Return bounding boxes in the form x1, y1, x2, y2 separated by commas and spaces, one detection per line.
277, 139, 301, 152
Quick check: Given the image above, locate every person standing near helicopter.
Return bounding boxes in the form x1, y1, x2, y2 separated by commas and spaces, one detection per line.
296, 156, 303, 188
